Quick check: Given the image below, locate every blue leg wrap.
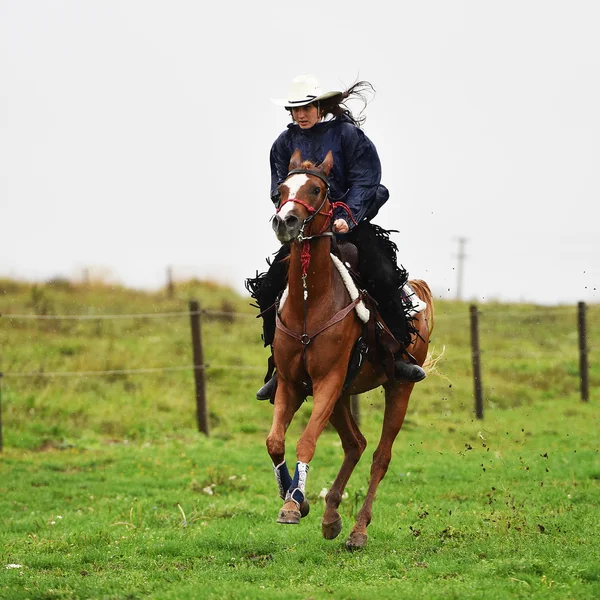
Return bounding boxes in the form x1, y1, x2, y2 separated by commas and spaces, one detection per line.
273, 461, 293, 500
285, 462, 309, 507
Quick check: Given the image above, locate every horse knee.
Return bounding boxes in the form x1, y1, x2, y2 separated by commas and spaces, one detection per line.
266, 435, 285, 462
296, 437, 317, 464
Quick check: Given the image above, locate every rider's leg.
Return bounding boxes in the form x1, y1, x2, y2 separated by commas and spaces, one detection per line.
245, 245, 290, 400
347, 222, 425, 382
248, 245, 290, 347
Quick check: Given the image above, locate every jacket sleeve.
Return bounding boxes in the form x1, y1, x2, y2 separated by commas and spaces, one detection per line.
270, 133, 291, 204
334, 125, 385, 227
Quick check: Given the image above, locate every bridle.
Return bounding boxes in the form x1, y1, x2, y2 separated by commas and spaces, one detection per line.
276, 168, 334, 243
276, 168, 356, 243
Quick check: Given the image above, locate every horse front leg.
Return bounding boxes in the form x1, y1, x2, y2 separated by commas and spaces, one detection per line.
276, 371, 346, 525
322, 394, 367, 540
265, 379, 306, 523
346, 380, 413, 550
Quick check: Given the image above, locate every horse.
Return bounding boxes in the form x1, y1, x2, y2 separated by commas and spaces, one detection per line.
265, 148, 434, 549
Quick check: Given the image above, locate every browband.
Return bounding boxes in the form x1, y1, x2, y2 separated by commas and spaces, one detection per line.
286, 169, 330, 190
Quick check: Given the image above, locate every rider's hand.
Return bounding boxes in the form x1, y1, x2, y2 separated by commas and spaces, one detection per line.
333, 219, 349, 234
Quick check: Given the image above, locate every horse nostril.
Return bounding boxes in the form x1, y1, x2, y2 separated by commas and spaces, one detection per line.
272, 215, 281, 231
284, 214, 299, 227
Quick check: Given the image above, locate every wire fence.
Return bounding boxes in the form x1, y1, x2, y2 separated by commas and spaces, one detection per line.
0, 304, 589, 376
0, 300, 593, 450
0, 364, 263, 378
1, 309, 256, 320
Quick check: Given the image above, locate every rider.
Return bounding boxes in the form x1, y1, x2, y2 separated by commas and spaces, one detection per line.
248, 74, 426, 400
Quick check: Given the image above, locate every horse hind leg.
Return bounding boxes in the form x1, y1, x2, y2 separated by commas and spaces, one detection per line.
322, 395, 367, 540
346, 380, 414, 550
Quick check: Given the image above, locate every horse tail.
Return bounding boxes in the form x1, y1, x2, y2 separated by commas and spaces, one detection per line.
408, 279, 435, 336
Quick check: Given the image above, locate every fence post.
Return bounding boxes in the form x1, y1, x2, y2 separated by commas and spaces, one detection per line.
470, 305, 484, 419
351, 394, 360, 427
0, 372, 3, 452
167, 267, 174, 299
189, 300, 209, 435
578, 301, 589, 402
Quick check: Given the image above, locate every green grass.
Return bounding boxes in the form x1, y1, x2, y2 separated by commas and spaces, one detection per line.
0, 278, 599, 599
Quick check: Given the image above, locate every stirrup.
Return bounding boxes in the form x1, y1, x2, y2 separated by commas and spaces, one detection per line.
394, 359, 426, 383
256, 373, 277, 401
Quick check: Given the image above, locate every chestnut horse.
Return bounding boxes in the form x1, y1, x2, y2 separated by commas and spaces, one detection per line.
265, 149, 434, 549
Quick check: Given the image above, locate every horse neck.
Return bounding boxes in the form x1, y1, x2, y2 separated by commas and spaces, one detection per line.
287, 237, 334, 313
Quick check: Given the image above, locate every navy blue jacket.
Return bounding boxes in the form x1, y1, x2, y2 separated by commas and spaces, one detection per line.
270, 115, 389, 228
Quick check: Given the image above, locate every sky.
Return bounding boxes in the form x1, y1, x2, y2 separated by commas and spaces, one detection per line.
1, 0, 599, 305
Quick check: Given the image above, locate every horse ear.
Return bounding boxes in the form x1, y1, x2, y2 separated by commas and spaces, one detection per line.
289, 149, 303, 172
319, 151, 334, 177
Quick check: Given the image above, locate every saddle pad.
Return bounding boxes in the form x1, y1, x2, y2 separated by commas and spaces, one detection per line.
329, 253, 370, 323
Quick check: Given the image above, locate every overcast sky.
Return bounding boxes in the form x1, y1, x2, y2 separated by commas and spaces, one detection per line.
1, 1, 599, 305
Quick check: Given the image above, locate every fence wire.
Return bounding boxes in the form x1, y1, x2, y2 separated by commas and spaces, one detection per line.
0, 364, 264, 378
0, 304, 590, 380
1, 304, 581, 322
1, 309, 256, 321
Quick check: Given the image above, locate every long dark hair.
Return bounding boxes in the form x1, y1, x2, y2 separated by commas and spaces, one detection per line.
319, 81, 375, 127
287, 80, 375, 128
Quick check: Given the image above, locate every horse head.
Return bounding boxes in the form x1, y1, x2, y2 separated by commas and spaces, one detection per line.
272, 149, 334, 243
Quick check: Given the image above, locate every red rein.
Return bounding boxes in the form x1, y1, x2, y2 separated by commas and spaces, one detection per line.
277, 198, 357, 280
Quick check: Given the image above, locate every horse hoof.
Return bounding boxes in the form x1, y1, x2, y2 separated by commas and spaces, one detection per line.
300, 499, 310, 518
322, 516, 343, 540
277, 508, 301, 524
346, 531, 368, 550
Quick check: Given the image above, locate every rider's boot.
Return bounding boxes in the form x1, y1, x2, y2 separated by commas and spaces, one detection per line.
257, 373, 277, 401
382, 299, 427, 383
394, 354, 426, 382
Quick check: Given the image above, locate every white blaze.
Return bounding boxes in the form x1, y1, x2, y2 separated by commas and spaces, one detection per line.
278, 174, 309, 219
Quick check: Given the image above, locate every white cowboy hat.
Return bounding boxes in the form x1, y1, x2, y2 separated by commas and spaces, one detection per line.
271, 74, 342, 108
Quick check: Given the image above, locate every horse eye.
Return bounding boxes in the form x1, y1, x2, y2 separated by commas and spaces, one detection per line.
313, 187, 321, 195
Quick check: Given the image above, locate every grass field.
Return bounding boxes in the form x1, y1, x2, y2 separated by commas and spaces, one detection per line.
1, 279, 599, 599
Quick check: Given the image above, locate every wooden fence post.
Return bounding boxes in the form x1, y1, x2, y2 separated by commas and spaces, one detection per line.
0, 372, 3, 452
351, 394, 360, 427
189, 300, 209, 435
167, 267, 174, 299
470, 305, 484, 419
578, 301, 589, 402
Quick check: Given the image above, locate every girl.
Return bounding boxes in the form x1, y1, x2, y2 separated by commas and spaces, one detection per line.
249, 74, 425, 400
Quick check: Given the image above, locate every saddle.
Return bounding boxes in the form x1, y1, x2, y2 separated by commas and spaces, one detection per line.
262, 240, 423, 402
332, 239, 407, 389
